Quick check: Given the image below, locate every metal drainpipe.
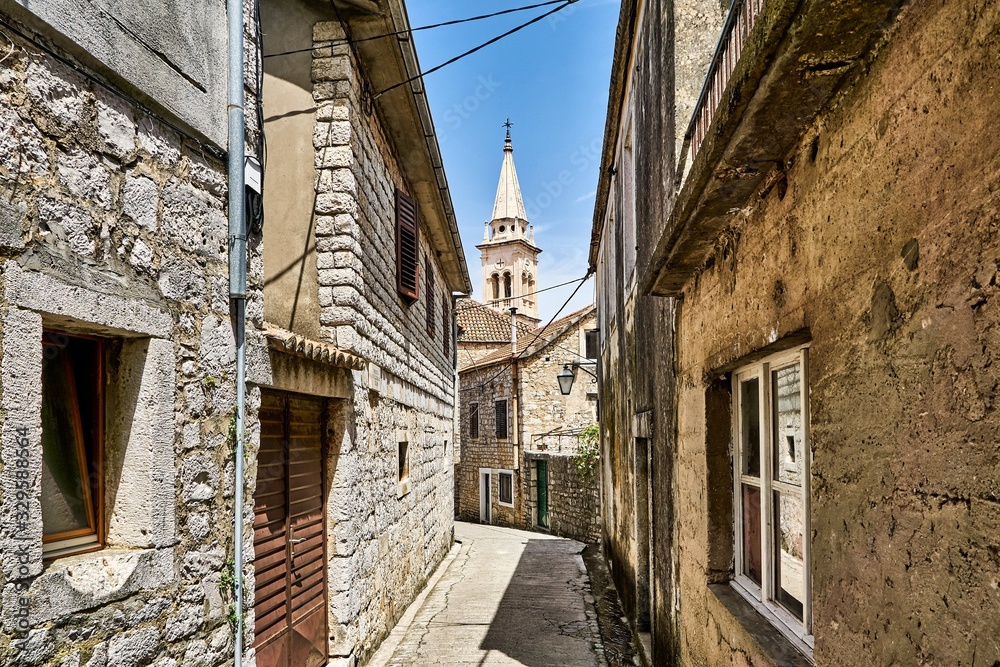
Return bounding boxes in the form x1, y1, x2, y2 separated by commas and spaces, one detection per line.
226, 0, 247, 661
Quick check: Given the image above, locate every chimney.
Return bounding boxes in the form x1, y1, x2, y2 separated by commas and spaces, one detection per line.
510, 306, 518, 355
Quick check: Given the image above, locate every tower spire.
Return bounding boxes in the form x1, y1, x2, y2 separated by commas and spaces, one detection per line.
492, 121, 527, 223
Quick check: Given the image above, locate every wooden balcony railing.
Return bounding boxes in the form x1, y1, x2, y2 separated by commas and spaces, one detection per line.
682, 0, 765, 169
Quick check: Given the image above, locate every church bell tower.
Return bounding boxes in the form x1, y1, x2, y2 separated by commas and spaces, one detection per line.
477, 121, 541, 322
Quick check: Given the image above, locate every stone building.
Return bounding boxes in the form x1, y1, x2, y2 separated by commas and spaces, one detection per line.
250, 2, 469, 666
456, 303, 600, 543
592, 0, 1000, 665
0, 0, 249, 664
0, 0, 469, 665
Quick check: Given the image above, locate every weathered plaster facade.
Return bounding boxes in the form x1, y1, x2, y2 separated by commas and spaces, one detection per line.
593, 0, 1000, 665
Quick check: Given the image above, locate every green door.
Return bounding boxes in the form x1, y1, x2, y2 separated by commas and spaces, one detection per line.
536, 461, 549, 529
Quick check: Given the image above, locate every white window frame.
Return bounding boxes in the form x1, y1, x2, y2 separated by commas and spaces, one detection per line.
497, 469, 515, 507
620, 115, 636, 292
731, 345, 813, 658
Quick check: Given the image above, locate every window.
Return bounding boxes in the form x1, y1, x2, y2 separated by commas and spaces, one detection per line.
621, 120, 636, 289
395, 189, 419, 303
731, 346, 812, 653
425, 261, 436, 337
41, 330, 104, 558
397, 441, 410, 496
494, 399, 508, 440
585, 329, 599, 360
498, 470, 514, 506
469, 403, 480, 439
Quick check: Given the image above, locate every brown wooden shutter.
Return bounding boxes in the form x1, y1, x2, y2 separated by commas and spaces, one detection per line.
425, 263, 435, 337
495, 399, 508, 439
470, 403, 479, 439
395, 189, 419, 303
442, 295, 450, 358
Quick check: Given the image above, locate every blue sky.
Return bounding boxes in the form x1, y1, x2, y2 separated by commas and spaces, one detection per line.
407, 0, 619, 321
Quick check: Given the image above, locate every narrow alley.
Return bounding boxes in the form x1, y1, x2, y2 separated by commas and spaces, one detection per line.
368, 523, 604, 667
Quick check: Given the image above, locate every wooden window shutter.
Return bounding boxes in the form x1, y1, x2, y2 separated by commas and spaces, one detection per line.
442, 295, 450, 358
470, 403, 479, 439
425, 262, 435, 337
395, 189, 419, 302
495, 399, 508, 439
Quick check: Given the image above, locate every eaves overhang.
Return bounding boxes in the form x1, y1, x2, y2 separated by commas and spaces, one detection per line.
339, 0, 472, 294
641, 0, 907, 297
589, 0, 638, 270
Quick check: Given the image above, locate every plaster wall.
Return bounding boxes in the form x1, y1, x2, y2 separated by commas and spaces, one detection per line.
673, 1, 1000, 664
1, 0, 228, 146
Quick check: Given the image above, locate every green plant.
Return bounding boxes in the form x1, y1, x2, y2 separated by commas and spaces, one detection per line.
574, 422, 600, 481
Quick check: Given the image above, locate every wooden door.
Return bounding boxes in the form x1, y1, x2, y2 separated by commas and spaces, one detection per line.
480, 471, 491, 524
537, 461, 549, 529
253, 390, 329, 667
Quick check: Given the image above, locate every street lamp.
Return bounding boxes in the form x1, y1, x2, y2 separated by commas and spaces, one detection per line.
556, 361, 597, 396
557, 365, 575, 395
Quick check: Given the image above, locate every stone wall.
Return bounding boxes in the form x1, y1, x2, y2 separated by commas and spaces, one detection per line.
671, 1, 1000, 664
523, 452, 601, 545
456, 365, 518, 525
0, 5, 251, 664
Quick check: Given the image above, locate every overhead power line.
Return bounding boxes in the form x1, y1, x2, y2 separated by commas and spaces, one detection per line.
374, 0, 579, 99
461, 271, 593, 391
264, 0, 568, 59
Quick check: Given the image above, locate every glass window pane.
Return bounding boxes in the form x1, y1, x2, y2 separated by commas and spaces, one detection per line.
741, 378, 760, 478
742, 484, 762, 586
41, 348, 93, 537
774, 490, 805, 620
772, 363, 803, 486
500, 473, 513, 504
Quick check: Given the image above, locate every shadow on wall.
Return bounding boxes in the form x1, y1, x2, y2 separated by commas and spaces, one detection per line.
479, 537, 597, 667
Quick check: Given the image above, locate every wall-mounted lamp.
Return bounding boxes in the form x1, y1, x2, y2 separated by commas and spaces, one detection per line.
557, 361, 597, 396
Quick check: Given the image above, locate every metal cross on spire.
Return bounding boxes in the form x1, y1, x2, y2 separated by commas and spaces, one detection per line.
503, 117, 513, 140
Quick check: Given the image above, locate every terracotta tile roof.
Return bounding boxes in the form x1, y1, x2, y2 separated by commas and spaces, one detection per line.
456, 298, 534, 343
262, 323, 366, 370
458, 304, 596, 374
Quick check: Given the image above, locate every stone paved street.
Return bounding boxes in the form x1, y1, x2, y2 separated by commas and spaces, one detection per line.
367, 522, 605, 667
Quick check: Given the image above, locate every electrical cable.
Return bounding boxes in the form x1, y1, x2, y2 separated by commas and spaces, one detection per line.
263, 0, 568, 59
460, 270, 593, 392
482, 275, 587, 301
0, 28, 14, 65
373, 0, 578, 100
0, 17, 225, 160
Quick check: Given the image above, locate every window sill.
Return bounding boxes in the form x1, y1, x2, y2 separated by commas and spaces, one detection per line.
498, 500, 514, 508
397, 480, 411, 498
708, 583, 812, 667
24, 547, 174, 625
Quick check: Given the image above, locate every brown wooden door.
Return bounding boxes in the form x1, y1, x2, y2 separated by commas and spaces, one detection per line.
254, 390, 329, 667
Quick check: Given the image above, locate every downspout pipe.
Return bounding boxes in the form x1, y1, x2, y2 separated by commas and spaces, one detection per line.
226, 0, 247, 662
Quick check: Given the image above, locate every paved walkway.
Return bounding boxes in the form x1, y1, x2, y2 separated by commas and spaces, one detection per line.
368, 522, 605, 667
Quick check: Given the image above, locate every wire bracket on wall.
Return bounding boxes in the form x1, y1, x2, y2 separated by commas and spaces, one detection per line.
361, 81, 373, 117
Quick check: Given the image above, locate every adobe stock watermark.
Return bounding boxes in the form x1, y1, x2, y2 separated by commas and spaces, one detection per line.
439, 74, 502, 143
546, 0, 584, 30
524, 137, 603, 220
12, 424, 33, 632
